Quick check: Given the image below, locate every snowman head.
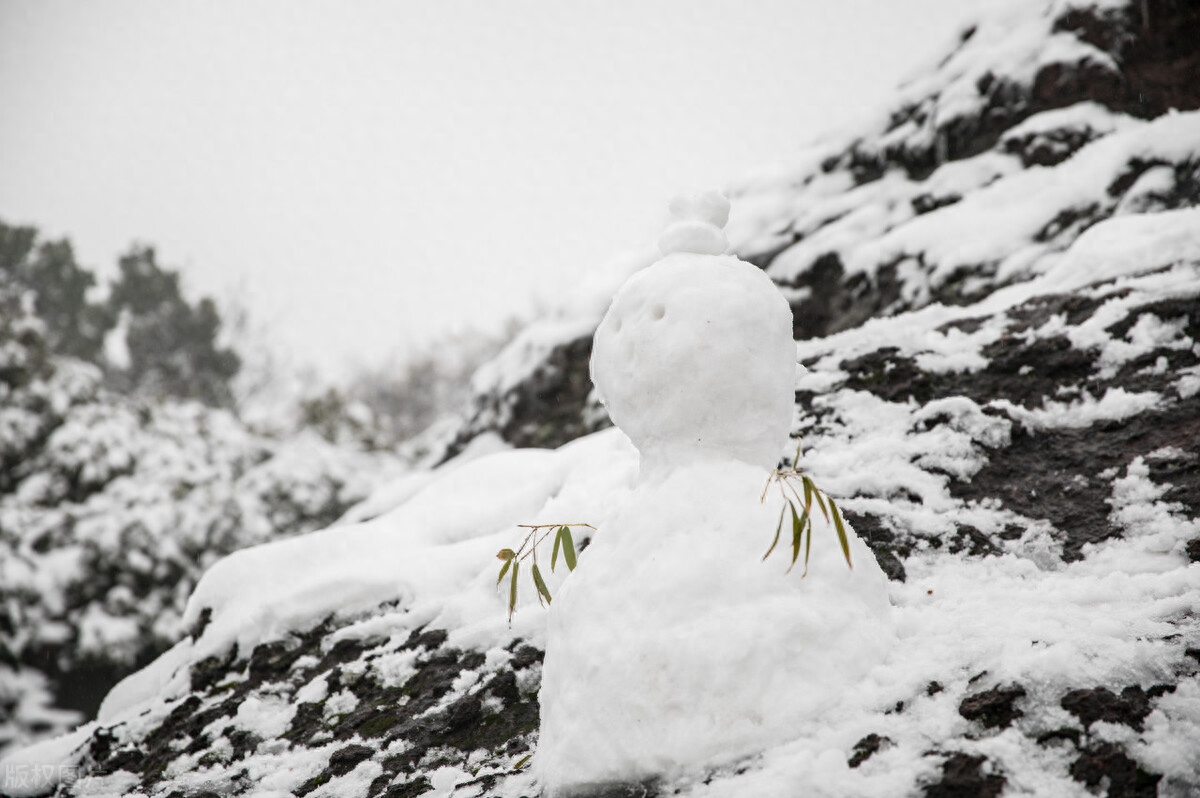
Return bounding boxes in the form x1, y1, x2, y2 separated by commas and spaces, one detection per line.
590, 192, 796, 475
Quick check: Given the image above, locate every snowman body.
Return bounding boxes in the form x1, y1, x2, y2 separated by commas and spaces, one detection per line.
536, 195, 894, 795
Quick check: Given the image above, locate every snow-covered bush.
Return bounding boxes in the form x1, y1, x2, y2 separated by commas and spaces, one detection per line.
0, 220, 407, 755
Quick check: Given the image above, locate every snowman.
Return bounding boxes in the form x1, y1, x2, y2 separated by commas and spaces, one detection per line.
535, 192, 895, 796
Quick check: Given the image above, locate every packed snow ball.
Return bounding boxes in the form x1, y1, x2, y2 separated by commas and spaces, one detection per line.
590, 198, 795, 476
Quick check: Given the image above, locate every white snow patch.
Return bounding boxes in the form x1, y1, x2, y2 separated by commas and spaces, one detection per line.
990, 387, 1161, 431
0, 722, 94, 797
295, 673, 329, 705
233, 694, 297, 741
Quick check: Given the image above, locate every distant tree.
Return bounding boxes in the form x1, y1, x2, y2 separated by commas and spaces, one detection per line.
293, 324, 517, 451
107, 245, 241, 407
0, 219, 241, 408
0, 220, 113, 362
297, 387, 382, 449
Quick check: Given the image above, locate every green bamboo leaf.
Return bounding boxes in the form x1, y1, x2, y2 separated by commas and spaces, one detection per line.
802, 515, 813, 577
532, 563, 553, 606
802, 476, 815, 516
829, 498, 853, 569
508, 561, 520, 620
497, 557, 512, 586
807, 477, 831, 523
763, 503, 786, 561
561, 526, 577, 571
551, 526, 562, 572
788, 501, 803, 572
512, 754, 532, 771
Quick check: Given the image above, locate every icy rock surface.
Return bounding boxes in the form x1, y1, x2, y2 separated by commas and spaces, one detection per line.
538, 198, 894, 793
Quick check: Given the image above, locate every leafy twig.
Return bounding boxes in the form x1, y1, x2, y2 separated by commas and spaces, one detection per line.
761, 442, 852, 574
497, 523, 593, 621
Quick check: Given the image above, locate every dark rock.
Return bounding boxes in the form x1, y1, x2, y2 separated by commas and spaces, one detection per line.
952, 397, 1200, 561
406, 627, 449, 652
189, 646, 237, 694
786, 256, 902, 342
443, 335, 610, 460
319, 637, 374, 671
484, 670, 520, 704
839, 349, 931, 405
1054, 0, 1200, 118
1036, 727, 1082, 747
510, 643, 544, 670
959, 684, 1027, 730
947, 525, 1001, 557
556, 781, 660, 798
1035, 203, 1102, 242
189, 607, 213, 640
1070, 741, 1161, 798
328, 744, 376, 776
912, 193, 963, 215
246, 639, 305, 685
225, 728, 261, 761
1061, 686, 1153, 731
1003, 122, 1108, 167
848, 733, 892, 768
443, 694, 483, 733
841, 510, 908, 582
380, 778, 433, 798
923, 753, 1006, 798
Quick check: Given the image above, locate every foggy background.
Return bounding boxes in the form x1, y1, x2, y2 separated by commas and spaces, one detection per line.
1, 0, 979, 381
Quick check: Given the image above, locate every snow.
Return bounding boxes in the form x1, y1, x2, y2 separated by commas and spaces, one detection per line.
94, 426, 639, 724
849, 112, 1200, 290
991, 387, 1163, 431
591, 211, 795, 476
538, 201, 895, 793
537, 458, 894, 792
16, 195, 1199, 798
6, 0, 1200, 793
999, 101, 1134, 146
0, 722, 95, 797
1038, 206, 1200, 293
656, 220, 730, 257
668, 190, 732, 229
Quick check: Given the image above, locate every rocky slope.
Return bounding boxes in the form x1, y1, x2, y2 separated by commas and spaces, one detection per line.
4, 1, 1199, 796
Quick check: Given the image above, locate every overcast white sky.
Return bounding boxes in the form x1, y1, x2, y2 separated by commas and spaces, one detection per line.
0, 0, 979, 381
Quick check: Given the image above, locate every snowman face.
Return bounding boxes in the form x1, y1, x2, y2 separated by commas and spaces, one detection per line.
590, 252, 795, 471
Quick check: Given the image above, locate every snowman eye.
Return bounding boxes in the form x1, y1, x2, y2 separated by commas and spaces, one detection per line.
651, 304, 666, 321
